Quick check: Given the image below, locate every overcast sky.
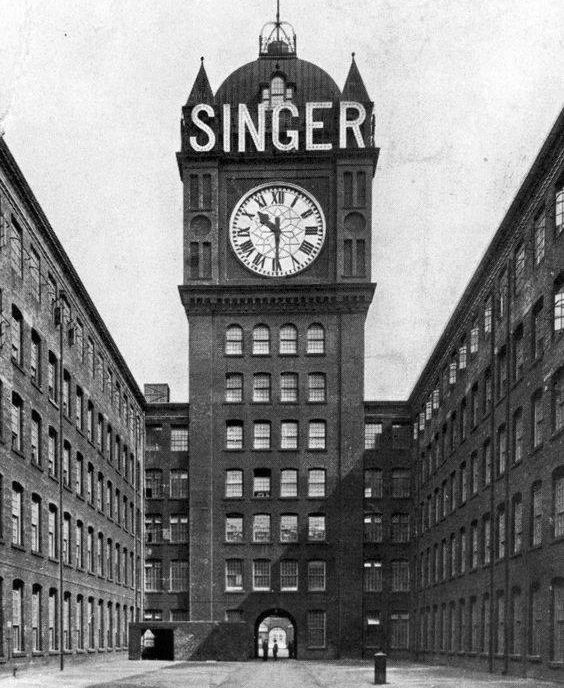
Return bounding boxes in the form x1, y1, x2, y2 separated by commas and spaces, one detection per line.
1, 0, 563, 401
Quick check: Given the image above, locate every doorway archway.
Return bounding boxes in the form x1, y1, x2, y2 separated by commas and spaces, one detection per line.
255, 608, 297, 659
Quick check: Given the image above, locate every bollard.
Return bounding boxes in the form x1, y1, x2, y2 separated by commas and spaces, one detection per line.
374, 652, 387, 685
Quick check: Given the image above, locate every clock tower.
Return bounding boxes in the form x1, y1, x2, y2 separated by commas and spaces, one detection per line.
177, 10, 379, 658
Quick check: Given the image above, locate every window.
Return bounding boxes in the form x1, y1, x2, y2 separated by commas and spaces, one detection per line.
496, 505, 506, 559
11, 219, 23, 275
308, 514, 326, 541
170, 514, 188, 542
449, 358, 457, 385
364, 560, 382, 592
279, 324, 297, 354
391, 513, 410, 542
496, 592, 505, 654
280, 421, 298, 449
391, 469, 410, 498
31, 494, 41, 552
497, 424, 507, 476
47, 428, 59, 476
391, 560, 410, 591
459, 342, 467, 369
63, 513, 71, 564
75, 386, 83, 430
390, 613, 410, 650
144, 560, 162, 592
225, 514, 243, 543
75, 521, 83, 568
307, 611, 326, 648
253, 374, 271, 403
555, 279, 564, 332
253, 421, 270, 450
552, 579, 564, 661
280, 513, 298, 542
253, 468, 271, 497
225, 373, 243, 403
225, 325, 243, 355
280, 373, 298, 402
533, 298, 544, 359
308, 469, 326, 497
470, 320, 479, 354
482, 595, 491, 654
280, 469, 298, 497
512, 495, 523, 554
471, 521, 479, 569
32, 585, 42, 651
253, 514, 270, 543
169, 561, 189, 592
498, 269, 508, 319
514, 242, 525, 294
280, 560, 298, 591
471, 384, 479, 427
364, 421, 382, 449
170, 470, 188, 498
308, 420, 326, 449
497, 346, 507, 399
484, 296, 492, 335
364, 469, 383, 498
226, 421, 243, 450
11, 581, 24, 653
364, 513, 383, 542
170, 428, 189, 451
48, 504, 58, 558
145, 469, 162, 499
484, 367, 492, 414
513, 408, 523, 464
530, 585, 542, 656
483, 439, 492, 486
532, 389, 544, 449
63, 441, 71, 487
12, 483, 23, 545
307, 561, 326, 592
554, 472, 564, 539
225, 470, 243, 498
513, 325, 524, 381
252, 325, 270, 355
306, 323, 325, 354
308, 373, 326, 402
533, 210, 545, 265
30, 330, 41, 384
531, 482, 543, 547
252, 560, 270, 590
556, 181, 564, 235
11, 392, 23, 452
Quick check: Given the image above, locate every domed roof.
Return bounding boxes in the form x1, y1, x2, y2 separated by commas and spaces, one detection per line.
215, 56, 341, 106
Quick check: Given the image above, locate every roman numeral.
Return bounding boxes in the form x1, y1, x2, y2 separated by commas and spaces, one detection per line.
272, 257, 282, 274
290, 195, 299, 208
305, 226, 319, 235
237, 227, 250, 238
290, 255, 301, 267
255, 193, 267, 208
299, 240, 315, 255
239, 240, 254, 256
241, 211, 254, 220
252, 253, 266, 269
271, 189, 285, 204
301, 208, 314, 219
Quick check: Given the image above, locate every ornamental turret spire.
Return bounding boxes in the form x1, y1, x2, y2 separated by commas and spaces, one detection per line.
186, 57, 214, 106
342, 52, 370, 102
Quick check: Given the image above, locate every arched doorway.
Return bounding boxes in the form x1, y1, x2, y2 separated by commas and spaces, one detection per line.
255, 608, 297, 659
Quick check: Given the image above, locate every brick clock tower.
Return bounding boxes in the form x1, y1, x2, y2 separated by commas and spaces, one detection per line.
177, 11, 379, 658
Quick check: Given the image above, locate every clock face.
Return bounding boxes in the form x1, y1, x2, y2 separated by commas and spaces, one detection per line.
229, 182, 326, 277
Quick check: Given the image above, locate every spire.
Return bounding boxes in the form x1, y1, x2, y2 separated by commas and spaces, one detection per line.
186, 57, 214, 105
342, 53, 370, 102
259, 0, 296, 57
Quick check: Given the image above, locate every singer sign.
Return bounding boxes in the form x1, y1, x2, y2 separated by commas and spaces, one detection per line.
187, 101, 368, 153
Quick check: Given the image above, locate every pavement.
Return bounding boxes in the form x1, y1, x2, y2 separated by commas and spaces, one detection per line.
0, 657, 561, 688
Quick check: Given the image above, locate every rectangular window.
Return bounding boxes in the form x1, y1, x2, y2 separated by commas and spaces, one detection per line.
343, 239, 353, 276
225, 373, 243, 403
30, 331, 41, 384
253, 421, 270, 450
253, 470, 271, 497
470, 321, 479, 353
226, 422, 243, 450
533, 211, 545, 265
307, 610, 326, 648
308, 469, 326, 497
170, 470, 189, 498
308, 561, 326, 591
253, 514, 271, 543
364, 513, 383, 543
169, 561, 189, 592
253, 374, 271, 403
390, 613, 410, 650
225, 470, 243, 498
280, 469, 298, 497
252, 560, 271, 590
391, 469, 410, 498
533, 299, 544, 359
356, 239, 366, 276
514, 243, 525, 294
280, 373, 298, 403
308, 421, 326, 450
364, 469, 383, 498
391, 560, 410, 592
280, 560, 298, 591
11, 219, 23, 275
308, 373, 326, 402
363, 560, 382, 592
280, 421, 298, 450
169, 515, 188, 542
170, 428, 189, 451
532, 391, 544, 448
144, 561, 162, 592
308, 514, 326, 541
280, 514, 298, 542
555, 282, 564, 333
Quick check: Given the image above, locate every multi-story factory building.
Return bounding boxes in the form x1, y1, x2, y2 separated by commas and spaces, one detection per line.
0, 137, 145, 670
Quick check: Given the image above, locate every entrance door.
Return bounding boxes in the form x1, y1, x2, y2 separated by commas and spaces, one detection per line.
255, 610, 296, 659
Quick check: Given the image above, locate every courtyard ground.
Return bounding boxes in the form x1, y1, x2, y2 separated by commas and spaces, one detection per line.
0, 657, 561, 688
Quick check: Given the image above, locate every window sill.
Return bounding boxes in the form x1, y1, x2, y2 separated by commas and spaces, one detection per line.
11, 543, 25, 552
224, 589, 245, 594
48, 557, 59, 564
31, 550, 44, 558
48, 397, 60, 410
11, 447, 25, 460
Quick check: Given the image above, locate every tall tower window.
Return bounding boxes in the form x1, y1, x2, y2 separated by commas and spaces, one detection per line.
252, 325, 270, 355
306, 324, 325, 354
225, 325, 243, 355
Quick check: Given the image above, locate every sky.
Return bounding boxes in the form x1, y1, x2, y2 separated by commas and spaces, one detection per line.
0, 0, 563, 402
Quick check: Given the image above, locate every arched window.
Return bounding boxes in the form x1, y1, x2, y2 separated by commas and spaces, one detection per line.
553, 468, 564, 539
12, 580, 24, 653
32, 584, 42, 651
279, 324, 297, 354
307, 323, 325, 354
49, 588, 58, 650
225, 325, 243, 355
11, 482, 23, 546
252, 325, 270, 355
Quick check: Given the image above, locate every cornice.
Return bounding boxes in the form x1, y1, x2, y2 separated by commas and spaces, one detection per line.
178, 281, 376, 315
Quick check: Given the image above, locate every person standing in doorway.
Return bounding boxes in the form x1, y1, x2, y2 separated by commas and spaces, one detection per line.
272, 640, 278, 661
287, 639, 294, 659
262, 639, 268, 661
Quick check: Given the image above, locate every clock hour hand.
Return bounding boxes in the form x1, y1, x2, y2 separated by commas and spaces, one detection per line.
257, 211, 277, 233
